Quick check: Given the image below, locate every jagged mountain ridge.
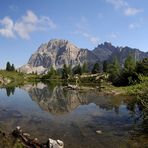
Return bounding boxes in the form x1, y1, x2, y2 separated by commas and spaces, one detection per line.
19, 39, 148, 74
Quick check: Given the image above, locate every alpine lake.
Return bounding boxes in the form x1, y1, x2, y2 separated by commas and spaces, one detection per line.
0, 82, 147, 148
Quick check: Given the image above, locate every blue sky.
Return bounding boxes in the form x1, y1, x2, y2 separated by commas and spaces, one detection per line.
0, 0, 148, 68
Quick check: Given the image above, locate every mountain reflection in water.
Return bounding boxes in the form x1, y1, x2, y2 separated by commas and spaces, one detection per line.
23, 83, 123, 114
0, 83, 147, 148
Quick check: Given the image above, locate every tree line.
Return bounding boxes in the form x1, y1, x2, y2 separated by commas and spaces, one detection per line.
107, 56, 148, 86
42, 61, 101, 80
43, 56, 148, 86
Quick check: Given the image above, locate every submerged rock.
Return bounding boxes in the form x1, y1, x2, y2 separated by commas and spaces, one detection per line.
96, 130, 102, 134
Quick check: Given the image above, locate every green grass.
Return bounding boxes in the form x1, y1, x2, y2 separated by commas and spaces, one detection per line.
0, 70, 40, 87
124, 76, 148, 96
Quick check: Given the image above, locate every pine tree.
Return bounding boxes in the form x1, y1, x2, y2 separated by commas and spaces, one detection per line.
11, 64, 15, 71
92, 63, 100, 74
136, 58, 148, 76
124, 55, 136, 72
6, 62, 11, 71
108, 57, 120, 84
117, 55, 138, 86
73, 64, 82, 75
67, 64, 72, 76
47, 66, 57, 78
62, 64, 68, 79
82, 62, 88, 73
103, 60, 108, 72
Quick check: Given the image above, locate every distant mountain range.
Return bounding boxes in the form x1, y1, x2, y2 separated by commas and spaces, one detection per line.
19, 39, 148, 74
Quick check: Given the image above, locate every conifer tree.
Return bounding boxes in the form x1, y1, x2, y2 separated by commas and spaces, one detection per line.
103, 60, 108, 72
92, 63, 100, 74
6, 62, 11, 71
82, 62, 88, 73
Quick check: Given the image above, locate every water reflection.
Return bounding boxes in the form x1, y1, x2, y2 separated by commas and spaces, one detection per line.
0, 83, 147, 148
6, 86, 15, 97
22, 83, 124, 115
124, 97, 148, 133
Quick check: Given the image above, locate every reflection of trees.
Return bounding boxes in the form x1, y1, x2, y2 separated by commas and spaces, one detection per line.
124, 94, 148, 133
97, 96, 122, 114
6, 86, 15, 97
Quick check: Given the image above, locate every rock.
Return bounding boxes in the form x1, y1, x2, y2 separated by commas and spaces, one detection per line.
18, 64, 47, 74
0, 77, 11, 85
23, 133, 30, 137
57, 140, 64, 146
96, 130, 102, 134
67, 84, 78, 90
16, 126, 20, 130
48, 138, 64, 148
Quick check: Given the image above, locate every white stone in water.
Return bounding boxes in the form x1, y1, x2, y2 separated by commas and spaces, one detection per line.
23, 133, 30, 137
57, 140, 64, 146
48, 138, 64, 148
16, 126, 20, 130
96, 130, 102, 134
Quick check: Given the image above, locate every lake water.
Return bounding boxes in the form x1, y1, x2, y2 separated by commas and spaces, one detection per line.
0, 83, 147, 148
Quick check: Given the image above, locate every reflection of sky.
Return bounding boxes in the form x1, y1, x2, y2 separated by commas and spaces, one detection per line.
0, 88, 42, 114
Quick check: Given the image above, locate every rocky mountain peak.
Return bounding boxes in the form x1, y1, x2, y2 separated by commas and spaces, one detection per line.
98, 42, 112, 48
19, 39, 148, 74
20, 39, 85, 74
38, 39, 79, 53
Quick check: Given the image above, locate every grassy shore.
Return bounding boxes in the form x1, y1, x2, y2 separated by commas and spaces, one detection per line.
0, 70, 39, 87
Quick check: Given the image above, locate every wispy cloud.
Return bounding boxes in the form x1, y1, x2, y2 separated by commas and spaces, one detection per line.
109, 32, 120, 39
9, 5, 18, 11
124, 7, 143, 16
106, 0, 128, 9
74, 17, 100, 45
129, 18, 144, 29
0, 10, 56, 39
129, 23, 138, 29
79, 32, 100, 45
105, 0, 143, 16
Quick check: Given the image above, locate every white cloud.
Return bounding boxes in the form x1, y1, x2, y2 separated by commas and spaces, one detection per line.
22, 10, 38, 24
90, 37, 100, 45
109, 32, 119, 39
0, 10, 56, 39
129, 18, 144, 29
0, 16, 15, 38
105, 0, 143, 16
129, 22, 140, 29
81, 32, 100, 44
75, 16, 88, 31
106, 0, 128, 9
129, 23, 136, 29
74, 17, 100, 45
73, 30, 100, 45
124, 7, 143, 16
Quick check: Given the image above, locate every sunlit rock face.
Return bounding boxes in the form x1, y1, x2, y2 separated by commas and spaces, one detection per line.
19, 39, 92, 74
